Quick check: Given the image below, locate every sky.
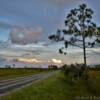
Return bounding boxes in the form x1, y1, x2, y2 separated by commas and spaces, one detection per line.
0, 0, 100, 67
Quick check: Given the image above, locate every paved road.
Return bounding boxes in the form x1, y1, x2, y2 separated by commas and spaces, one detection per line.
0, 71, 59, 96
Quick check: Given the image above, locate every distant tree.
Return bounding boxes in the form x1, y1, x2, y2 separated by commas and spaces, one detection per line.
24, 66, 27, 68
49, 3, 100, 71
5, 65, 11, 68
13, 64, 15, 68
48, 65, 58, 70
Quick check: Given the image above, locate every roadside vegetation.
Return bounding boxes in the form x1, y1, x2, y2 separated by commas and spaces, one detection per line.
62, 64, 100, 97
87, 69, 100, 95
0, 66, 100, 100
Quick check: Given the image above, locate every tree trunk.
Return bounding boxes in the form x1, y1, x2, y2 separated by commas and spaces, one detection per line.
83, 35, 87, 67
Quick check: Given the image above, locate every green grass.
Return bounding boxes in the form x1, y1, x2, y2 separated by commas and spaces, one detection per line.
87, 70, 100, 95
0, 68, 50, 79
0, 71, 97, 100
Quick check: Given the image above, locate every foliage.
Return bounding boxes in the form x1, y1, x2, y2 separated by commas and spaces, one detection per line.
62, 64, 89, 81
86, 70, 100, 95
49, 3, 100, 66
1, 72, 95, 100
48, 65, 58, 70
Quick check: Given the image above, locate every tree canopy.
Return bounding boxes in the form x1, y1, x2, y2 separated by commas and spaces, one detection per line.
49, 3, 100, 66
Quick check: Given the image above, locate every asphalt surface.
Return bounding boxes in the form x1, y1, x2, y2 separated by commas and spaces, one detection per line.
0, 71, 59, 97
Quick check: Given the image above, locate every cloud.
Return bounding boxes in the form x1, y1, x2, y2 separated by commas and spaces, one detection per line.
18, 58, 42, 64
10, 27, 44, 44
52, 59, 62, 64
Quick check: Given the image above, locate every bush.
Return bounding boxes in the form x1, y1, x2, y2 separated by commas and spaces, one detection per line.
62, 64, 87, 81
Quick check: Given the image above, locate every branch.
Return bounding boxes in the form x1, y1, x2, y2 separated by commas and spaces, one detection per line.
69, 42, 83, 48
76, 38, 83, 42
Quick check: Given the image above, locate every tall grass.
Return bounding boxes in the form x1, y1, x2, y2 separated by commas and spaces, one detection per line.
87, 70, 100, 95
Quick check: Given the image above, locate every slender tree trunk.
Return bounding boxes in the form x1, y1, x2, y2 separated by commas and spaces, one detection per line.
82, 16, 87, 68
82, 35, 87, 67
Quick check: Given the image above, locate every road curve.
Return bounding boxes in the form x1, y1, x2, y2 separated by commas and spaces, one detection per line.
0, 71, 59, 97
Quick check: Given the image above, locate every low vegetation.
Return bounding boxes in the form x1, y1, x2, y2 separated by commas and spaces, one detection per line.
87, 70, 100, 95
62, 64, 100, 96
0, 72, 90, 100
0, 67, 100, 100
0, 64, 100, 100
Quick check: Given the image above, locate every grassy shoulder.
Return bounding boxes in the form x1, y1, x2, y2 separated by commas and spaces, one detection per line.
0, 68, 50, 79
0, 71, 96, 100
87, 70, 100, 95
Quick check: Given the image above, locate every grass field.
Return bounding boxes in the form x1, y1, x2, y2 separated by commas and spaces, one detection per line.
87, 70, 100, 96
0, 68, 50, 79
1, 70, 100, 100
